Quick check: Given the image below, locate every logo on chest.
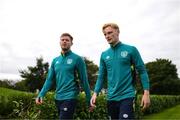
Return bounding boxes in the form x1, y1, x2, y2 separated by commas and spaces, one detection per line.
67, 59, 73, 64
120, 51, 128, 58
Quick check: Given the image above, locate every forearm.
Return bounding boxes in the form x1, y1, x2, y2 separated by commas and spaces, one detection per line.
144, 90, 150, 95
83, 82, 91, 103
140, 72, 150, 90
38, 79, 53, 97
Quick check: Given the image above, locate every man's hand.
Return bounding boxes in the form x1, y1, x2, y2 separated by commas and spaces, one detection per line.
89, 105, 96, 112
89, 93, 97, 112
141, 90, 150, 111
35, 97, 43, 105
90, 93, 97, 107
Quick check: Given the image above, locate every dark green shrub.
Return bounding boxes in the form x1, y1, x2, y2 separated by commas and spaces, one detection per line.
0, 87, 34, 119
1, 87, 180, 119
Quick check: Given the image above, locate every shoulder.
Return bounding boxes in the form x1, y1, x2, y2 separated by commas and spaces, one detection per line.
48, 56, 60, 67
121, 43, 135, 49
101, 48, 111, 56
71, 52, 83, 59
71, 52, 85, 63
121, 43, 138, 52
51, 56, 60, 64
53, 55, 61, 61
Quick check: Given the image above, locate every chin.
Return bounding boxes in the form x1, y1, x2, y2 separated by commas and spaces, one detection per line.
108, 42, 113, 44
62, 48, 68, 51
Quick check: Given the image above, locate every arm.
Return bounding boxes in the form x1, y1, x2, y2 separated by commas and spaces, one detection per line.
36, 60, 55, 104
141, 90, 150, 110
91, 53, 106, 107
94, 53, 107, 94
76, 57, 91, 106
132, 47, 150, 109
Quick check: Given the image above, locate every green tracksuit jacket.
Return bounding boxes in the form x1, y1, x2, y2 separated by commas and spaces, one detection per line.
38, 50, 91, 104
94, 42, 149, 101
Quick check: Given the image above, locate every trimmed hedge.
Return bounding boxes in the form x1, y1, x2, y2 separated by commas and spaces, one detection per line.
1, 87, 180, 119
0, 87, 35, 119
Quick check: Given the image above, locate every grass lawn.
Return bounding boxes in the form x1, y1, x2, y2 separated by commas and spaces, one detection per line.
143, 104, 180, 119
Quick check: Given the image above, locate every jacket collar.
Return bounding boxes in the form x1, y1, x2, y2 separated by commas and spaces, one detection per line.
110, 41, 121, 49
61, 50, 72, 57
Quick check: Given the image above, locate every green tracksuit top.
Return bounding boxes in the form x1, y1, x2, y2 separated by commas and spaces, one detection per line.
94, 42, 149, 101
38, 50, 91, 104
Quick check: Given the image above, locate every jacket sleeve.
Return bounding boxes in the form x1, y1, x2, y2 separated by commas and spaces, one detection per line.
131, 46, 150, 90
76, 57, 91, 105
38, 59, 55, 98
94, 53, 107, 94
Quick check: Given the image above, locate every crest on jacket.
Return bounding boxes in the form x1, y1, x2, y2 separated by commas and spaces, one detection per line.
121, 51, 128, 58
67, 59, 73, 64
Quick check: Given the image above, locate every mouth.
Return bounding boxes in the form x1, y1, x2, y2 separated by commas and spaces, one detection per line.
62, 43, 67, 46
107, 39, 112, 42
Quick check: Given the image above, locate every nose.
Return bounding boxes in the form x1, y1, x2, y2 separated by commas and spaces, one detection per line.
62, 39, 67, 43
105, 35, 110, 39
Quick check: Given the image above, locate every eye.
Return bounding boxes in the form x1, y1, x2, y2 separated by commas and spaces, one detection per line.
66, 39, 70, 42
107, 31, 112, 35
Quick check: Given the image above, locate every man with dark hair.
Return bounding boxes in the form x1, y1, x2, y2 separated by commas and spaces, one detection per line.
36, 33, 91, 119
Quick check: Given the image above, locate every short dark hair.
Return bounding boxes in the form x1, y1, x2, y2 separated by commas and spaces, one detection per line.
60, 33, 73, 41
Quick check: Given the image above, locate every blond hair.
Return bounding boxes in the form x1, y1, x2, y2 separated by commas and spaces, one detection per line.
102, 23, 120, 33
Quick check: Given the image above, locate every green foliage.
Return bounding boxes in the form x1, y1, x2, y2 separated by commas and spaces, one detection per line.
0, 87, 35, 119
151, 79, 180, 95
29, 92, 108, 119
146, 58, 180, 95
30, 92, 58, 119
1, 87, 180, 119
14, 80, 28, 91
146, 59, 178, 82
18, 57, 49, 92
84, 57, 108, 90
133, 95, 180, 119
0, 80, 15, 89
143, 104, 180, 119
74, 92, 108, 119
84, 57, 99, 90
143, 95, 180, 115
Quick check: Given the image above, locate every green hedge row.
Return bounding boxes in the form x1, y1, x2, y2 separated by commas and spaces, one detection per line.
0, 87, 35, 118
1, 87, 180, 119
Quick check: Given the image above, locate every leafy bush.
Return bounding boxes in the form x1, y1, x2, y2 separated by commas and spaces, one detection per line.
143, 95, 180, 115
1, 87, 180, 119
0, 87, 35, 119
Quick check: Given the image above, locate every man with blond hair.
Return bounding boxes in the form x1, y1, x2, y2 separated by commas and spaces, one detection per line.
91, 23, 150, 119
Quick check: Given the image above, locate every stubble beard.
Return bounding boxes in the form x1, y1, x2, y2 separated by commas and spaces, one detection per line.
62, 47, 70, 52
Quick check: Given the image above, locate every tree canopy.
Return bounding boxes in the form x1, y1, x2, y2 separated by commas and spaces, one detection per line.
18, 57, 49, 92
146, 58, 180, 95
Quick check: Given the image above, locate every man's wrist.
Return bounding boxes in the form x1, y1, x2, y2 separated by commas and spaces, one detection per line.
144, 90, 150, 95
93, 92, 98, 96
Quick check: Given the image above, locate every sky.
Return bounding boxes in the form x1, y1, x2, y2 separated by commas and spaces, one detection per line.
0, 0, 180, 80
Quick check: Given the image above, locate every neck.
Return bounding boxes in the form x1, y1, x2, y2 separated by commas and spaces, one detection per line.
61, 49, 70, 55
112, 40, 120, 47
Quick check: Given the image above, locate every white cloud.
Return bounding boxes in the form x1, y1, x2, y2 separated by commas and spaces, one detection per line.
0, 0, 180, 80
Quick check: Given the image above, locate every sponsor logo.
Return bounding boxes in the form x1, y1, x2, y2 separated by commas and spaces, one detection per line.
106, 56, 110, 59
